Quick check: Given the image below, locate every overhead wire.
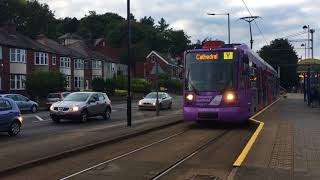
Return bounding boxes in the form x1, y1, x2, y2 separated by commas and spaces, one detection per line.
241, 0, 269, 45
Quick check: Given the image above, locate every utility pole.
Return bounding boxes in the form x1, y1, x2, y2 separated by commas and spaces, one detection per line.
310, 29, 315, 62
153, 55, 160, 116
126, 0, 132, 126
240, 16, 260, 49
207, 13, 231, 44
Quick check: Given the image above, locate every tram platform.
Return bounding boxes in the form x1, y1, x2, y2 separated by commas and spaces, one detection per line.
233, 93, 320, 180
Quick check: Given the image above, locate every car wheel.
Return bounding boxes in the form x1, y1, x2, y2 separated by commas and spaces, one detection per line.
168, 102, 172, 109
103, 108, 111, 120
8, 121, 21, 136
31, 105, 37, 113
52, 117, 60, 123
80, 111, 88, 123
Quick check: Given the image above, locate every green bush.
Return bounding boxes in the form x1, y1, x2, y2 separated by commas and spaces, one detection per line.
92, 78, 106, 92
115, 89, 127, 96
113, 75, 127, 90
158, 77, 182, 94
26, 71, 66, 99
105, 78, 116, 95
132, 79, 151, 93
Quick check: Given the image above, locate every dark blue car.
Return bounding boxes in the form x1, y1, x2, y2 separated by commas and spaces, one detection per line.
0, 98, 23, 136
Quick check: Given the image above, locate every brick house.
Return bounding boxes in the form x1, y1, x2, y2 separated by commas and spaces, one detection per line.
93, 38, 127, 78
0, 24, 55, 94
144, 51, 183, 80
36, 34, 87, 91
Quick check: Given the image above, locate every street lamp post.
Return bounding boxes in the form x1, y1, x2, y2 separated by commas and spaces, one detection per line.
207, 13, 231, 44
310, 29, 315, 61
126, 0, 132, 126
303, 25, 310, 58
240, 16, 260, 49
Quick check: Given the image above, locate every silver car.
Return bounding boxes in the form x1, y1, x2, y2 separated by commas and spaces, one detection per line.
50, 92, 112, 123
138, 92, 172, 110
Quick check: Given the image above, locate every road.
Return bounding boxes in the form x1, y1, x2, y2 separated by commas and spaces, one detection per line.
0, 96, 182, 139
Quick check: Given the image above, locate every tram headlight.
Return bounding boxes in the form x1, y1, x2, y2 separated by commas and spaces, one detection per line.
224, 91, 236, 103
186, 94, 194, 101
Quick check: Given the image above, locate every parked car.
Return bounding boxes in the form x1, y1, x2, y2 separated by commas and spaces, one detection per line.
138, 92, 172, 110
50, 92, 112, 123
0, 98, 23, 136
0, 94, 38, 113
46, 92, 70, 109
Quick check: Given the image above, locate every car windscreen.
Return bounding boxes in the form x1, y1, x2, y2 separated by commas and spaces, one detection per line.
63, 93, 90, 102
47, 93, 60, 98
145, 93, 164, 99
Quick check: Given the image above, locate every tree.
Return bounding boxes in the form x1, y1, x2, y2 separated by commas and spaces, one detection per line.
56, 17, 79, 35
26, 72, 66, 99
140, 16, 154, 26
156, 18, 169, 32
258, 39, 299, 89
92, 78, 106, 92
0, 0, 56, 38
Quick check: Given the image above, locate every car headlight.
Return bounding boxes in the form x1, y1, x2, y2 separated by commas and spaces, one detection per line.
18, 116, 23, 122
138, 100, 143, 105
50, 105, 54, 111
152, 102, 156, 106
72, 106, 80, 112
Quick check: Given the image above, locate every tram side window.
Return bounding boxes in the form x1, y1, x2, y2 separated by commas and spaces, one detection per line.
240, 56, 250, 89
250, 68, 257, 88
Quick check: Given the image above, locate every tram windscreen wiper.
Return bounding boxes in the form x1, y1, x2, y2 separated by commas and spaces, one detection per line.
186, 69, 199, 95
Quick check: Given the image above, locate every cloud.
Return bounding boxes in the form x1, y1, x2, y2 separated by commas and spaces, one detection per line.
38, 0, 320, 58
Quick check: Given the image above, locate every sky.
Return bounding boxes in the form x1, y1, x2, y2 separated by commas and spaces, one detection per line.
39, 0, 319, 59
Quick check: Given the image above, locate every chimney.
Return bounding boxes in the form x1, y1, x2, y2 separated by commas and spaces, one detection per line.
0, 21, 16, 33
36, 34, 48, 45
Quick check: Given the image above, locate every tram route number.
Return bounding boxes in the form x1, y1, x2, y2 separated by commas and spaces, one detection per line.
224, 52, 234, 60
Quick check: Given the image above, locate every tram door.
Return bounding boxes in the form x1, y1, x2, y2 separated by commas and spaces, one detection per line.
249, 66, 258, 113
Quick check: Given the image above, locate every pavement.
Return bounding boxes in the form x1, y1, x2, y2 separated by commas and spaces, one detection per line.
233, 93, 320, 180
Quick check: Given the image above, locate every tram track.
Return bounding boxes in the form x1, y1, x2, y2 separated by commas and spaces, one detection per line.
59, 127, 230, 180
2, 121, 246, 180
151, 130, 230, 180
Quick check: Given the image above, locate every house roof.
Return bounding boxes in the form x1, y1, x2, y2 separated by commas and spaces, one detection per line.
0, 28, 54, 53
94, 38, 104, 46
67, 40, 116, 62
146, 51, 179, 67
36, 35, 84, 58
58, 33, 83, 40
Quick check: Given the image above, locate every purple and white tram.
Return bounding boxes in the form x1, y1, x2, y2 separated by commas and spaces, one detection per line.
183, 41, 279, 123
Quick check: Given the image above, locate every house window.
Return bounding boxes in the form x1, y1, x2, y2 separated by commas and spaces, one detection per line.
10, 74, 26, 90
92, 60, 102, 69
74, 76, 84, 89
60, 57, 71, 68
34, 52, 49, 65
92, 75, 101, 80
0, 46, 2, 60
10, 48, 26, 63
52, 56, 56, 65
74, 59, 84, 69
66, 75, 71, 88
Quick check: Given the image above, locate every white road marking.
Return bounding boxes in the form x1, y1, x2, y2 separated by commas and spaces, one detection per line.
35, 115, 45, 121
32, 119, 51, 123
